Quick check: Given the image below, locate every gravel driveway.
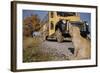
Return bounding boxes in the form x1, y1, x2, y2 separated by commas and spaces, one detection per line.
40, 39, 74, 60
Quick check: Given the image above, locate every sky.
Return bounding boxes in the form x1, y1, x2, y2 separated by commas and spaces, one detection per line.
80, 13, 91, 25
23, 10, 48, 21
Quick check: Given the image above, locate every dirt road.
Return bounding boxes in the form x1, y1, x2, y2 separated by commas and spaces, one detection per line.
23, 37, 75, 62
40, 39, 74, 60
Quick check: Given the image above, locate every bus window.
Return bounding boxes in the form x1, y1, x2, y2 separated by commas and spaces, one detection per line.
51, 12, 54, 18
51, 21, 54, 29
57, 12, 76, 17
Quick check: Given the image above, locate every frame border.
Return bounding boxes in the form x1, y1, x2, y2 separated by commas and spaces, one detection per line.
11, 1, 98, 72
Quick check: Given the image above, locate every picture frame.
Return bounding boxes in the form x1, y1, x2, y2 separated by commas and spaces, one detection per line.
11, 1, 98, 72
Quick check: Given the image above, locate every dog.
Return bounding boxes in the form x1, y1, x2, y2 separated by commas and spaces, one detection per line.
69, 24, 91, 60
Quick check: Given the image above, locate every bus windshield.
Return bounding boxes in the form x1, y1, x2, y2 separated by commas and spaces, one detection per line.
57, 12, 76, 17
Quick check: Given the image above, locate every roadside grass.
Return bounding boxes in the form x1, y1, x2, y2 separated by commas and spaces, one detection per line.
23, 47, 70, 62
23, 36, 70, 62
23, 36, 53, 62
23, 47, 53, 62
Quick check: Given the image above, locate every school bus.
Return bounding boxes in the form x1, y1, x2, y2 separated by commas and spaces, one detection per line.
43, 11, 89, 42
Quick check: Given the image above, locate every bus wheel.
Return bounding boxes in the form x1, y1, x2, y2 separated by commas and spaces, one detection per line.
43, 34, 48, 41
56, 29, 63, 42
42, 31, 47, 41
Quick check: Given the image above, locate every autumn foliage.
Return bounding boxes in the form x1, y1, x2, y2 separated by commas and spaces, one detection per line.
23, 15, 41, 37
